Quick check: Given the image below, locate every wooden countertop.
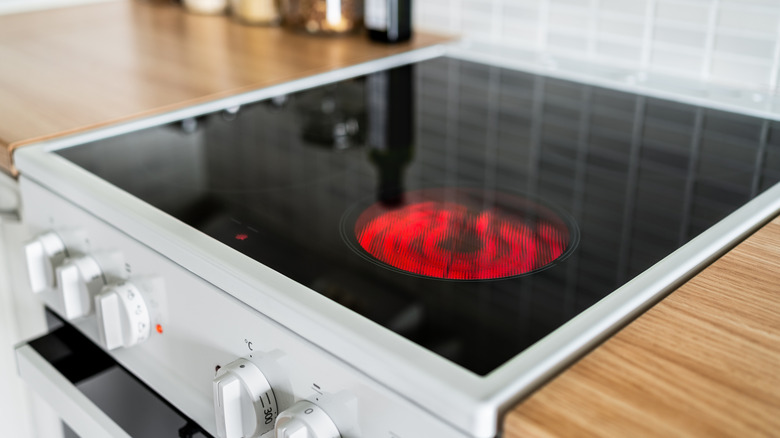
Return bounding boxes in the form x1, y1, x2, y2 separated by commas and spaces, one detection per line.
1, 2, 778, 436
0, 0, 448, 175
505, 215, 780, 437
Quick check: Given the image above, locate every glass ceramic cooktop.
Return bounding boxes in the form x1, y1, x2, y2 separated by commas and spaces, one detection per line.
57, 57, 780, 375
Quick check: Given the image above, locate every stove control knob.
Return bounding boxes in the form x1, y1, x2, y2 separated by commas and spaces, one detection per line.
95, 278, 161, 350
275, 401, 341, 438
24, 231, 70, 294
213, 358, 279, 438
56, 252, 123, 320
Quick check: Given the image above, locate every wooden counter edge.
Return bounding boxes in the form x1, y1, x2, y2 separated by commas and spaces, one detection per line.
503, 215, 780, 437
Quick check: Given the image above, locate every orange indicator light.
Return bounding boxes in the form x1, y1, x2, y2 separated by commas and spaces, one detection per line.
156, 324, 164, 334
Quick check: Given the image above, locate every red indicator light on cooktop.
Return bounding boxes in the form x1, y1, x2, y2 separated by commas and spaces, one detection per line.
353, 188, 573, 280
235, 233, 249, 241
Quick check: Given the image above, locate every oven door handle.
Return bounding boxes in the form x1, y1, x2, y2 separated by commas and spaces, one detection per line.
15, 343, 132, 438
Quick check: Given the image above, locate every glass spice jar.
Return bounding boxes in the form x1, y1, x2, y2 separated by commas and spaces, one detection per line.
183, 0, 228, 14
280, 0, 362, 35
232, 0, 281, 25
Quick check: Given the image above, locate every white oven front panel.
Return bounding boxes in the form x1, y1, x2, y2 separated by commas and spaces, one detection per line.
19, 176, 472, 438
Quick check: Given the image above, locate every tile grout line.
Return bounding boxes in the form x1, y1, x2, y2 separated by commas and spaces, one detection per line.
700, 0, 720, 82
640, 0, 657, 71
587, 0, 599, 58
768, 17, 780, 94
538, 0, 550, 52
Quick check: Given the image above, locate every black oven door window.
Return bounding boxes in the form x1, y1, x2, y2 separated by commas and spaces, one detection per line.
29, 311, 212, 438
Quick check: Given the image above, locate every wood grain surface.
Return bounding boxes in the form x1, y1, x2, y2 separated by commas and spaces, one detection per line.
505, 215, 780, 437
0, 0, 450, 174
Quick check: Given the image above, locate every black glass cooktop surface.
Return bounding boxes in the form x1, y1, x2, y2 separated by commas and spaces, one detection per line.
57, 57, 780, 375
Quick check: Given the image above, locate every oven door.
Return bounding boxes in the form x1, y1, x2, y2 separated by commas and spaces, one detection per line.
15, 311, 212, 438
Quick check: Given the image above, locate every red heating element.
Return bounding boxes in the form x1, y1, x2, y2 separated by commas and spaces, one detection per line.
354, 190, 570, 280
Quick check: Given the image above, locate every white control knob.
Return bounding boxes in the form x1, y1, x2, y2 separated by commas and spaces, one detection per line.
213, 358, 279, 438
95, 280, 154, 350
24, 231, 69, 294
24, 229, 88, 294
56, 251, 125, 320
56, 255, 108, 319
275, 401, 341, 438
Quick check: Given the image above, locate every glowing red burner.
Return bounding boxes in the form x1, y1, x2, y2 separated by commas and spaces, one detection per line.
354, 188, 571, 280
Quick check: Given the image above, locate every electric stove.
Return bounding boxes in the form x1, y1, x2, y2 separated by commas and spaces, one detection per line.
14, 49, 780, 438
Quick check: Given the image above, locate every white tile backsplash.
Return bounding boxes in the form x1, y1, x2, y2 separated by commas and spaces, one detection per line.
548, 31, 589, 52
721, 0, 780, 8
599, 0, 647, 16
714, 34, 775, 59
595, 40, 643, 65
555, 0, 590, 7
717, 8, 779, 36
502, 22, 541, 47
596, 15, 645, 40
416, 0, 780, 92
655, 1, 710, 26
548, 7, 588, 31
651, 48, 705, 75
653, 25, 707, 49
462, 0, 492, 14
710, 56, 774, 85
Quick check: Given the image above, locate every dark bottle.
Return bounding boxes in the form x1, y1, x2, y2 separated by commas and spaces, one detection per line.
365, 0, 412, 43
366, 64, 414, 205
